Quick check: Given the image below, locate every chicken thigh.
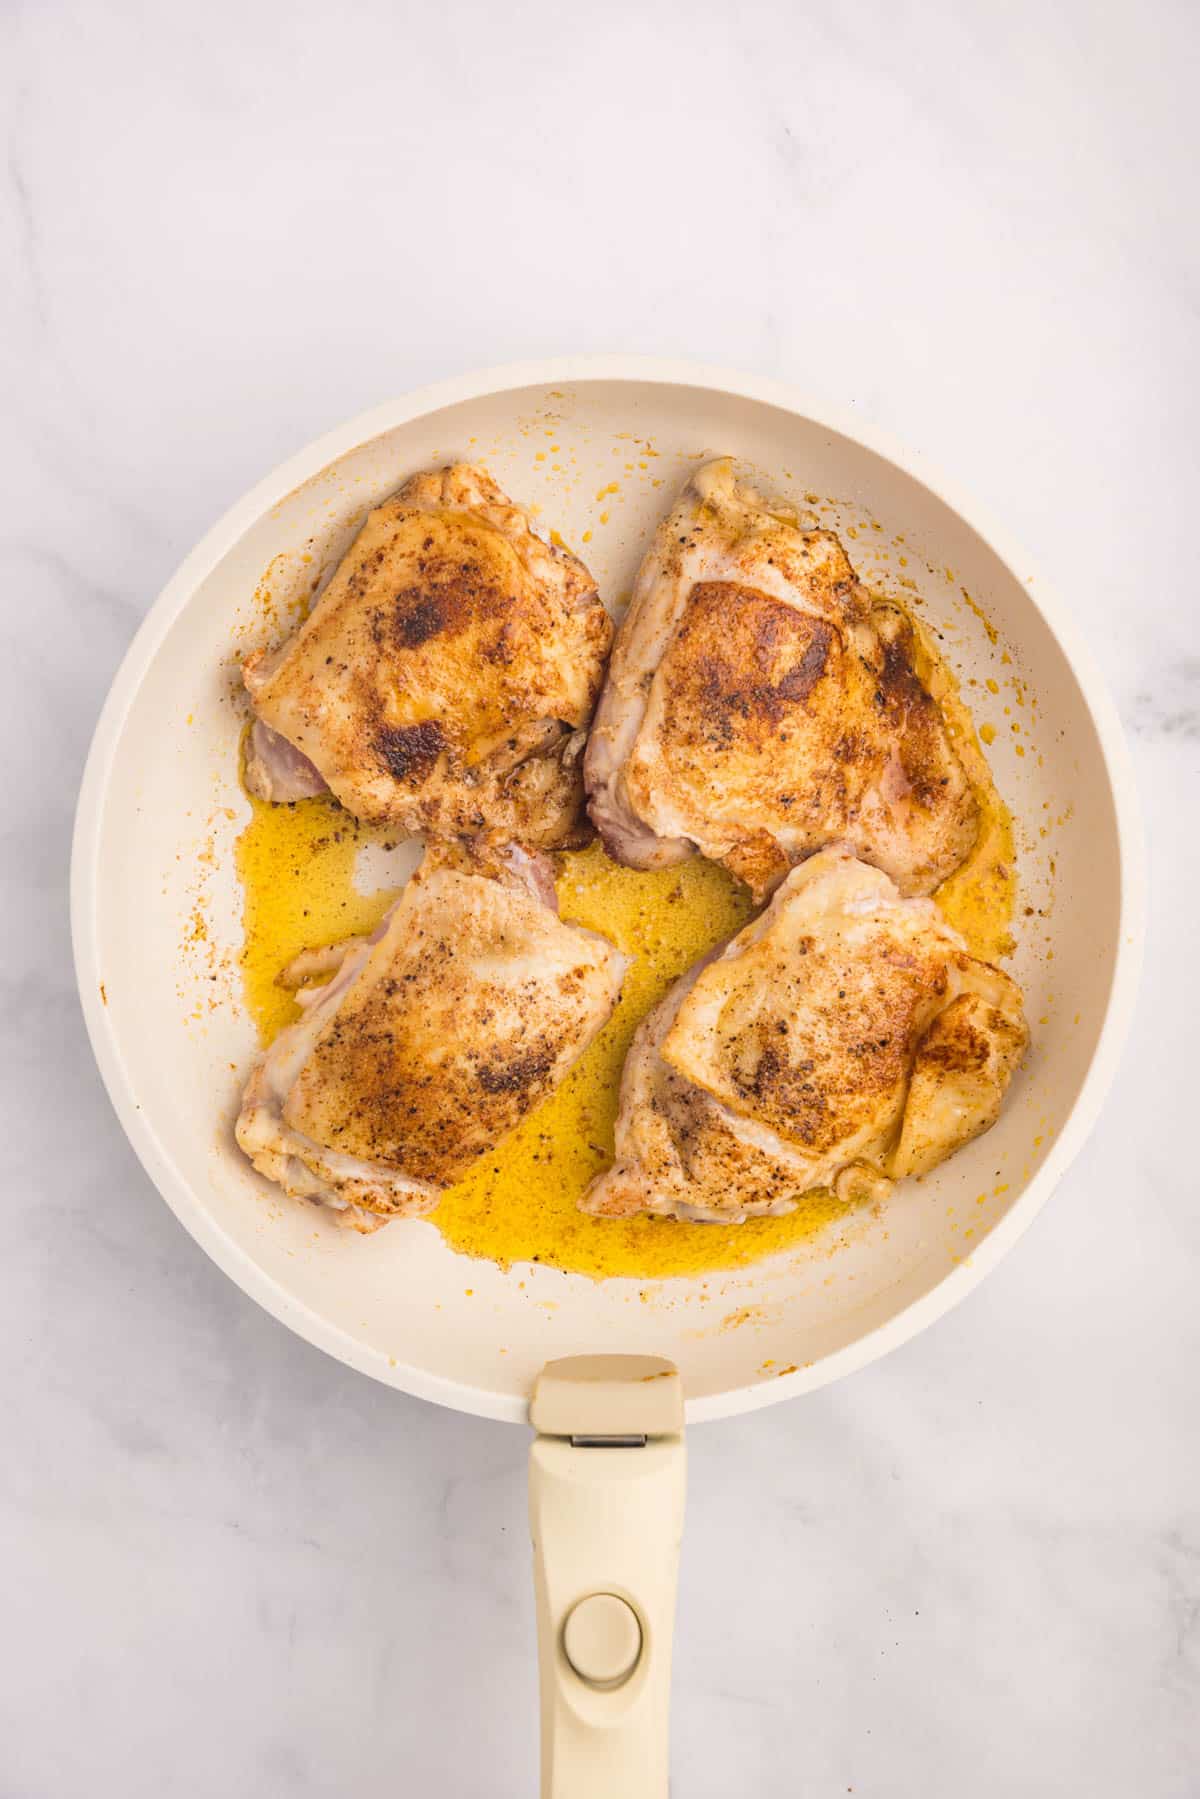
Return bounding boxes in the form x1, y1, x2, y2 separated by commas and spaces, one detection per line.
586, 460, 978, 899
237, 842, 627, 1231
243, 464, 613, 847
582, 845, 1026, 1223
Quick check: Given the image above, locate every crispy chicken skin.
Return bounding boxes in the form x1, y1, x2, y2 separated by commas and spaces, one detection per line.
582, 846, 1026, 1223
237, 843, 627, 1231
243, 464, 613, 847
585, 459, 979, 899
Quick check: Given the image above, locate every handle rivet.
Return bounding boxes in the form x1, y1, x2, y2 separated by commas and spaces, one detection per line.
563, 1593, 643, 1688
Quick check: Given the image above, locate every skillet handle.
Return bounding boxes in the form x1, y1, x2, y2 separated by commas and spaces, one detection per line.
529, 1356, 687, 1799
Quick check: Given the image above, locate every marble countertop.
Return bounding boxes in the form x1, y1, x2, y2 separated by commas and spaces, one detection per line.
3, 2, 1197, 1793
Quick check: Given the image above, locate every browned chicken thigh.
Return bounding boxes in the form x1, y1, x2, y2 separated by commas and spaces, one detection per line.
237, 843, 627, 1230
586, 459, 978, 899
583, 846, 1026, 1223
243, 464, 613, 848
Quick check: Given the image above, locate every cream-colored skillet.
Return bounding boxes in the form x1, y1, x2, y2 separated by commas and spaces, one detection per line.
71, 359, 1143, 1795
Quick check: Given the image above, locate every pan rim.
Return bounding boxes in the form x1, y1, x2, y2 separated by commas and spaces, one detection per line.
70, 354, 1145, 1425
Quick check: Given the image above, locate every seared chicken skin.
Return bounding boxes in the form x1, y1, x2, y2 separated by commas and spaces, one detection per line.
243, 464, 613, 848
586, 459, 979, 899
237, 843, 627, 1231
583, 846, 1026, 1223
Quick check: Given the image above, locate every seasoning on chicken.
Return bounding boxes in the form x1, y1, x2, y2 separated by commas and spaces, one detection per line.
244, 464, 613, 847
583, 845, 1026, 1223
238, 842, 627, 1230
586, 459, 978, 899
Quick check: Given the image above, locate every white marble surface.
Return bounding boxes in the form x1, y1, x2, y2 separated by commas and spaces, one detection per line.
2, 1, 1197, 1793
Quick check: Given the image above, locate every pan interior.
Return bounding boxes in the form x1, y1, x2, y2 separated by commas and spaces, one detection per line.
77, 374, 1127, 1421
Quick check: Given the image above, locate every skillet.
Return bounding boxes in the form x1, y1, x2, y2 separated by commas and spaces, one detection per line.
71, 358, 1143, 1793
